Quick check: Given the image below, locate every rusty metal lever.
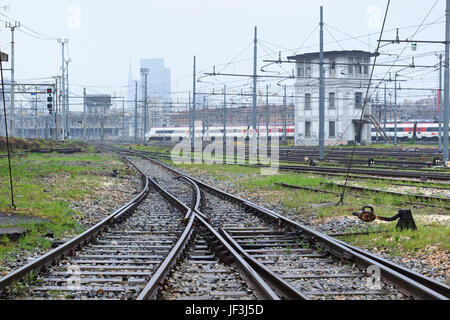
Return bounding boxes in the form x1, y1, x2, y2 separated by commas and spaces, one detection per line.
353, 206, 417, 231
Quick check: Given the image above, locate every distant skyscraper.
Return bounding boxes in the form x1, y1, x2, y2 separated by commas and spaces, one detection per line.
139, 58, 171, 103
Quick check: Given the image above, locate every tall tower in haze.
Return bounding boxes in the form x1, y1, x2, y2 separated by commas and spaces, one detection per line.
139, 58, 171, 127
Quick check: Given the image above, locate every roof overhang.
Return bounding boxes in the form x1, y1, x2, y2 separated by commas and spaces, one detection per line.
287, 50, 378, 62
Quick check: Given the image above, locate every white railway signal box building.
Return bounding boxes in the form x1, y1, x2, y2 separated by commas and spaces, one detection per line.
287, 50, 377, 146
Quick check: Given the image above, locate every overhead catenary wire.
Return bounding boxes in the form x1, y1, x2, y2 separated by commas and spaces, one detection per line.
337, 0, 391, 206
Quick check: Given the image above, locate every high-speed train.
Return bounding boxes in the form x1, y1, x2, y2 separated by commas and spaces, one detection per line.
372, 122, 450, 141
145, 122, 450, 142
145, 125, 295, 141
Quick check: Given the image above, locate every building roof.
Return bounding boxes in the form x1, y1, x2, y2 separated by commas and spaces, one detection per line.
287, 50, 378, 61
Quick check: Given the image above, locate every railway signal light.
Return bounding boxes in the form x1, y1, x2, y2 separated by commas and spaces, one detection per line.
47, 88, 53, 114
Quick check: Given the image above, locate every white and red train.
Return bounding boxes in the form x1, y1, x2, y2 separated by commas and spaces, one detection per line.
146, 122, 450, 142
372, 122, 450, 141
146, 125, 294, 141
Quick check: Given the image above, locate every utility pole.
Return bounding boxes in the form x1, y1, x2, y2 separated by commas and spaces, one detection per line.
6, 21, 20, 137
192, 56, 196, 153
444, 0, 450, 163
83, 88, 87, 144
319, 6, 325, 159
58, 39, 68, 141
252, 27, 258, 141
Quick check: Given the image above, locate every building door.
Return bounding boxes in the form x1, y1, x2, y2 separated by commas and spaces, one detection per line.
353, 121, 363, 143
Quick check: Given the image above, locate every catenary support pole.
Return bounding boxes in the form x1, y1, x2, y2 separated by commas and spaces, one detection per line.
223, 85, 227, 160
192, 56, 197, 154
394, 73, 398, 145
134, 80, 138, 144
283, 85, 287, 144
83, 88, 87, 144
384, 82, 387, 133
253, 27, 258, 137
6, 22, 20, 137
58, 39, 68, 141
66, 59, 70, 139
438, 54, 443, 152
266, 84, 269, 141
319, 6, 325, 159
444, 0, 450, 163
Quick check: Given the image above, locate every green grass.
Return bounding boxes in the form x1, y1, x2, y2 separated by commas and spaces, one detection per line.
0, 149, 128, 264
342, 222, 450, 256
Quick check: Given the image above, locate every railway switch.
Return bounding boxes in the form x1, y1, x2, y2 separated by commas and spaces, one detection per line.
353, 206, 417, 231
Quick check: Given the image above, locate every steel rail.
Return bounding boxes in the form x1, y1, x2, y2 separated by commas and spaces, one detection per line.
218, 227, 309, 300
149, 176, 192, 222
134, 152, 448, 300
333, 238, 450, 298
0, 157, 150, 293
137, 214, 196, 300
264, 164, 450, 181
137, 177, 279, 300
193, 213, 280, 300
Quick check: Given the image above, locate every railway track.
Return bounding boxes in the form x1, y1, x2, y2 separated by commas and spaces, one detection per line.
124, 150, 450, 300
112, 147, 450, 184
3, 145, 448, 300
260, 164, 450, 182
0, 155, 279, 301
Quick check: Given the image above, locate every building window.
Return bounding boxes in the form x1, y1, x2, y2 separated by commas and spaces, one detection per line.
305, 61, 311, 78
298, 64, 305, 77
355, 58, 362, 75
329, 92, 335, 109
348, 57, 353, 75
329, 58, 336, 76
363, 58, 369, 75
329, 121, 336, 138
305, 121, 311, 137
305, 94, 311, 110
355, 92, 363, 108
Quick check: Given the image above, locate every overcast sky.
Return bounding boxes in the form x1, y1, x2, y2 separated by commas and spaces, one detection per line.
0, 0, 447, 109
